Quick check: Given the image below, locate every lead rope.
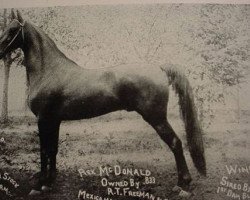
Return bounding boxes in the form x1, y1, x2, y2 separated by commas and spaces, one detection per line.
21, 21, 25, 46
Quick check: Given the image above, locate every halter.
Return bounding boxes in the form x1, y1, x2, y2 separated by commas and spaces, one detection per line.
2, 19, 25, 53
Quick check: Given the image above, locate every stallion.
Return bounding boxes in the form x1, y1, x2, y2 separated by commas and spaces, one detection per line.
0, 10, 206, 196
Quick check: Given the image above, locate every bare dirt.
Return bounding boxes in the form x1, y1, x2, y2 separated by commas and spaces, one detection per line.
0, 110, 249, 200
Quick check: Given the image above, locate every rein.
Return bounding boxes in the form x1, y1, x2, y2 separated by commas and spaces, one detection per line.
3, 19, 25, 53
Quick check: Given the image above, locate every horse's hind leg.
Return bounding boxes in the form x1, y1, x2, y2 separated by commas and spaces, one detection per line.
146, 117, 192, 188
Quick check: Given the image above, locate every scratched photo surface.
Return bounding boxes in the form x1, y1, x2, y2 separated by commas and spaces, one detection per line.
0, 4, 249, 200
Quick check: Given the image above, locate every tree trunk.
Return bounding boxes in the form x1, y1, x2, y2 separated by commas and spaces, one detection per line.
24, 72, 29, 116
0, 9, 11, 124
0, 56, 11, 123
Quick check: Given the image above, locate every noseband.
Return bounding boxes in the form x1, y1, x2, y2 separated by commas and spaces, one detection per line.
2, 19, 25, 53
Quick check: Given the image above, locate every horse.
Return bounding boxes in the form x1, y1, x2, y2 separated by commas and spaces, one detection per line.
0, 10, 206, 196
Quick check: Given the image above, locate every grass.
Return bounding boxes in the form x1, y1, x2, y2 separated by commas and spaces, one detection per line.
0, 110, 249, 200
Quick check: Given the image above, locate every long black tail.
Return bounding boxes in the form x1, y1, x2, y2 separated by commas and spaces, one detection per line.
161, 65, 206, 176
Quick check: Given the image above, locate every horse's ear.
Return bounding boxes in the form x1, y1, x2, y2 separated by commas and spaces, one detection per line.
11, 8, 17, 20
16, 10, 24, 24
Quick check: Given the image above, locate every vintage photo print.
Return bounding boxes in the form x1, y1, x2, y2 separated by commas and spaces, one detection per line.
0, 1, 249, 200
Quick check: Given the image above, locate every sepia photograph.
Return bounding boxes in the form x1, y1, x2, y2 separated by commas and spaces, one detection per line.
0, 1, 249, 199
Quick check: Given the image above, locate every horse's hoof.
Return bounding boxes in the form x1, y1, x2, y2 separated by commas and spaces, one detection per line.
172, 185, 182, 192
41, 185, 52, 192
28, 189, 42, 196
178, 189, 192, 198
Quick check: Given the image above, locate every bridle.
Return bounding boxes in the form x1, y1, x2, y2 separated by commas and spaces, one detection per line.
2, 19, 25, 53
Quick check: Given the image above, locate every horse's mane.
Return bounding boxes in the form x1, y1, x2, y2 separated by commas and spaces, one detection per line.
27, 21, 78, 65
28, 22, 60, 50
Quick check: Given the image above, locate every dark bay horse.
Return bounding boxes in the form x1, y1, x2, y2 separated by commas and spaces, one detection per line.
0, 10, 206, 196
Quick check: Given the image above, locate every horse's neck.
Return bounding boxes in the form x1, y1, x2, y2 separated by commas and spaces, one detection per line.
22, 22, 68, 86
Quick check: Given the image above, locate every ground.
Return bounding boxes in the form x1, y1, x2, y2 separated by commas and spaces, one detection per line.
0, 110, 249, 200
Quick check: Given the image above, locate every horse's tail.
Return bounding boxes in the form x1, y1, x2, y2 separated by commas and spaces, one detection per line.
161, 65, 206, 176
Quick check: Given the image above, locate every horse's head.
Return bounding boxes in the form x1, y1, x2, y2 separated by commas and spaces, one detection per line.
0, 10, 25, 59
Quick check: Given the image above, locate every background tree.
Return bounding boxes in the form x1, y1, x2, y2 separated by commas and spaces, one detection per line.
0, 9, 13, 124
0, 9, 23, 123
188, 4, 249, 123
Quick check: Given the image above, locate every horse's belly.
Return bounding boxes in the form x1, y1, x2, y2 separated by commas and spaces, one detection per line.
60, 95, 121, 120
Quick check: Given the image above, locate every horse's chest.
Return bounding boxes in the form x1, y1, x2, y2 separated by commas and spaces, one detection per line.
28, 94, 48, 116
28, 89, 59, 117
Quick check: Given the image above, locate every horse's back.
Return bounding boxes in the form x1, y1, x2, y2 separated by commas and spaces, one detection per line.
111, 63, 169, 85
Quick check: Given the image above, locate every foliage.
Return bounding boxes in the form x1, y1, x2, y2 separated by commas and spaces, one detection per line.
188, 5, 249, 124
195, 5, 249, 86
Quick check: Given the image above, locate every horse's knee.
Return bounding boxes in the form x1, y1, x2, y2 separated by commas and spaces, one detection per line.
155, 126, 183, 153
47, 149, 58, 157
170, 137, 183, 153
157, 123, 182, 151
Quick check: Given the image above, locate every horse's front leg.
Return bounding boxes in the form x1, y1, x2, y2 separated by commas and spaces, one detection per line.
45, 119, 60, 191
29, 118, 61, 195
